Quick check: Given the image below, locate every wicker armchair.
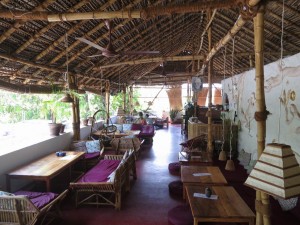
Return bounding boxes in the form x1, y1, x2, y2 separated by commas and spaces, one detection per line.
110, 137, 141, 158
0, 189, 68, 225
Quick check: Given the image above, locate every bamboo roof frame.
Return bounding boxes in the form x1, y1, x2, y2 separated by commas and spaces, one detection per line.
0, 0, 298, 94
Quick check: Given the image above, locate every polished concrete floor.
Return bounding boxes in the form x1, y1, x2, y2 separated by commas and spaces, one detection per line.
57, 124, 186, 225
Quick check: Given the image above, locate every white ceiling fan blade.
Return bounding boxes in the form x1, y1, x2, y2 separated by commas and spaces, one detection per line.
76, 37, 106, 52
87, 54, 103, 58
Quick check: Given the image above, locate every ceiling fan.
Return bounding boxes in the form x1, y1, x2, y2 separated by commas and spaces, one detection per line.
76, 20, 160, 58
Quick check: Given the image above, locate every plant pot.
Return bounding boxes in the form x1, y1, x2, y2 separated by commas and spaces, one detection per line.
49, 123, 62, 136
60, 124, 66, 133
82, 119, 89, 126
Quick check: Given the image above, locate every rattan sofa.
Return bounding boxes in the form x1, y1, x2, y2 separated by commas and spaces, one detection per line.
0, 189, 68, 225
69, 150, 136, 210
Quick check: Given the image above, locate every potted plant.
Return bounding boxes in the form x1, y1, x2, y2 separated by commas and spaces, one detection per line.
169, 109, 179, 124
42, 96, 65, 136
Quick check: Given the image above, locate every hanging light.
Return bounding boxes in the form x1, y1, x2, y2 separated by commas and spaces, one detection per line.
60, 34, 73, 103
60, 93, 73, 103
244, 143, 300, 199
117, 107, 126, 116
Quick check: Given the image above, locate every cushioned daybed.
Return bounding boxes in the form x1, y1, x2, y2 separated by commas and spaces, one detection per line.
69, 150, 136, 210
0, 189, 68, 225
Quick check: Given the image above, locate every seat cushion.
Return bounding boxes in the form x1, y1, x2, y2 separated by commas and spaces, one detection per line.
168, 162, 181, 176
168, 180, 183, 198
168, 204, 193, 225
78, 159, 121, 183
84, 152, 100, 159
14, 191, 58, 209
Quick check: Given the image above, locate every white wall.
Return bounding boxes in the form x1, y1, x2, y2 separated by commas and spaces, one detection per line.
0, 122, 103, 191
222, 53, 300, 161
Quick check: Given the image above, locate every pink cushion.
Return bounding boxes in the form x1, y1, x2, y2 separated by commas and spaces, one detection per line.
168, 204, 193, 225
140, 125, 154, 136
168, 162, 181, 176
14, 191, 58, 209
84, 152, 100, 159
168, 180, 183, 198
131, 123, 142, 131
78, 159, 120, 183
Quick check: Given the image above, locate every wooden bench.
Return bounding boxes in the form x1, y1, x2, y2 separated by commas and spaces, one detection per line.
69, 150, 136, 210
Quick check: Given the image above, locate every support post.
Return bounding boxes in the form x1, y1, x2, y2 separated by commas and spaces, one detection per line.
207, 10, 213, 156
105, 80, 110, 124
253, 5, 270, 225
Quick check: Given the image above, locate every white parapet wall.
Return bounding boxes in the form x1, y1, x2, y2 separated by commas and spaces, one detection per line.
0, 121, 103, 191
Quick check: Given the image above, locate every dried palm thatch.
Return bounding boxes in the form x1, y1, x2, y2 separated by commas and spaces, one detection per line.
0, 0, 298, 95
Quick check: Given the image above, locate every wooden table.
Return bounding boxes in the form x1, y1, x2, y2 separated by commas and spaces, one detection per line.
186, 186, 255, 225
6, 151, 85, 192
181, 166, 227, 199
178, 151, 213, 166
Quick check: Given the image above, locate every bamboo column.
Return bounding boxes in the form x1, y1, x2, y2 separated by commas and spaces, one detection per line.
207, 11, 213, 156
69, 73, 80, 140
105, 80, 110, 124
123, 84, 126, 112
253, 6, 270, 225
129, 86, 133, 116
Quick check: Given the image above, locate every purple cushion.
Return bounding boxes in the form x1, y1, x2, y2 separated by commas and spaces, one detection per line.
14, 191, 58, 209
168, 204, 193, 225
78, 159, 120, 183
131, 123, 142, 131
84, 152, 100, 159
168, 180, 183, 198
168, 162, 181, 176
139, 125, 155, 136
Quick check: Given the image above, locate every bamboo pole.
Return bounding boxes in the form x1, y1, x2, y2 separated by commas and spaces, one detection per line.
197, 0, 262, 75
253, 5, 270, 225
0, 0, 239, 21
207, 11, 213, 156
105, 80, 110, 124
123, 84, 126, 111
129, 86, 133, 116
96, 55, 205, 70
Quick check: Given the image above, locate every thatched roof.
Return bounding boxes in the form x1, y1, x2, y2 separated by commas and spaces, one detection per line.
0, 0, 299, 94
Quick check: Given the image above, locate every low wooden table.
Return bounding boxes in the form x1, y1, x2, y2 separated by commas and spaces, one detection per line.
7, 151, 85, 192
181, 166, 227, 199
178, 151, 213, 166
186, 186, 255, 225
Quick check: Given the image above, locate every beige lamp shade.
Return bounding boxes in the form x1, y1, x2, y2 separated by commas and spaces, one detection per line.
117, 107, 126, 116
244, 143, 300, 199
60, 93, 73, 103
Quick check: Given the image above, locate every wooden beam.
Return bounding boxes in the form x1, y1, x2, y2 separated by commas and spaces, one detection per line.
95, 55, 205, 70
0, 0, 240, 21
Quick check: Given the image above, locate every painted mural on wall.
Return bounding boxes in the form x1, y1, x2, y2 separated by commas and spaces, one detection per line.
222, 53, 300, 160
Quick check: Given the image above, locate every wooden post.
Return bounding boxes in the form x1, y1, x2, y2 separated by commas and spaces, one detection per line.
253, 5, 270, 225
68, 73, 80, 141
129, 85, 133, 116
123, 84, 126, 112
105, 80, 110, 124
207, 10, 213, 156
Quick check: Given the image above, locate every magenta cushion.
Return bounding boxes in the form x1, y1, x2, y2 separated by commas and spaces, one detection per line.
14, 191, 58, 209
168, 204, 193, 225
78, 159, 120, 183
168, 162, 181, 176
168, 180, 183, 198
131, 123, 142, 131
140, 125, 154, 136
84, 152, 100, 159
